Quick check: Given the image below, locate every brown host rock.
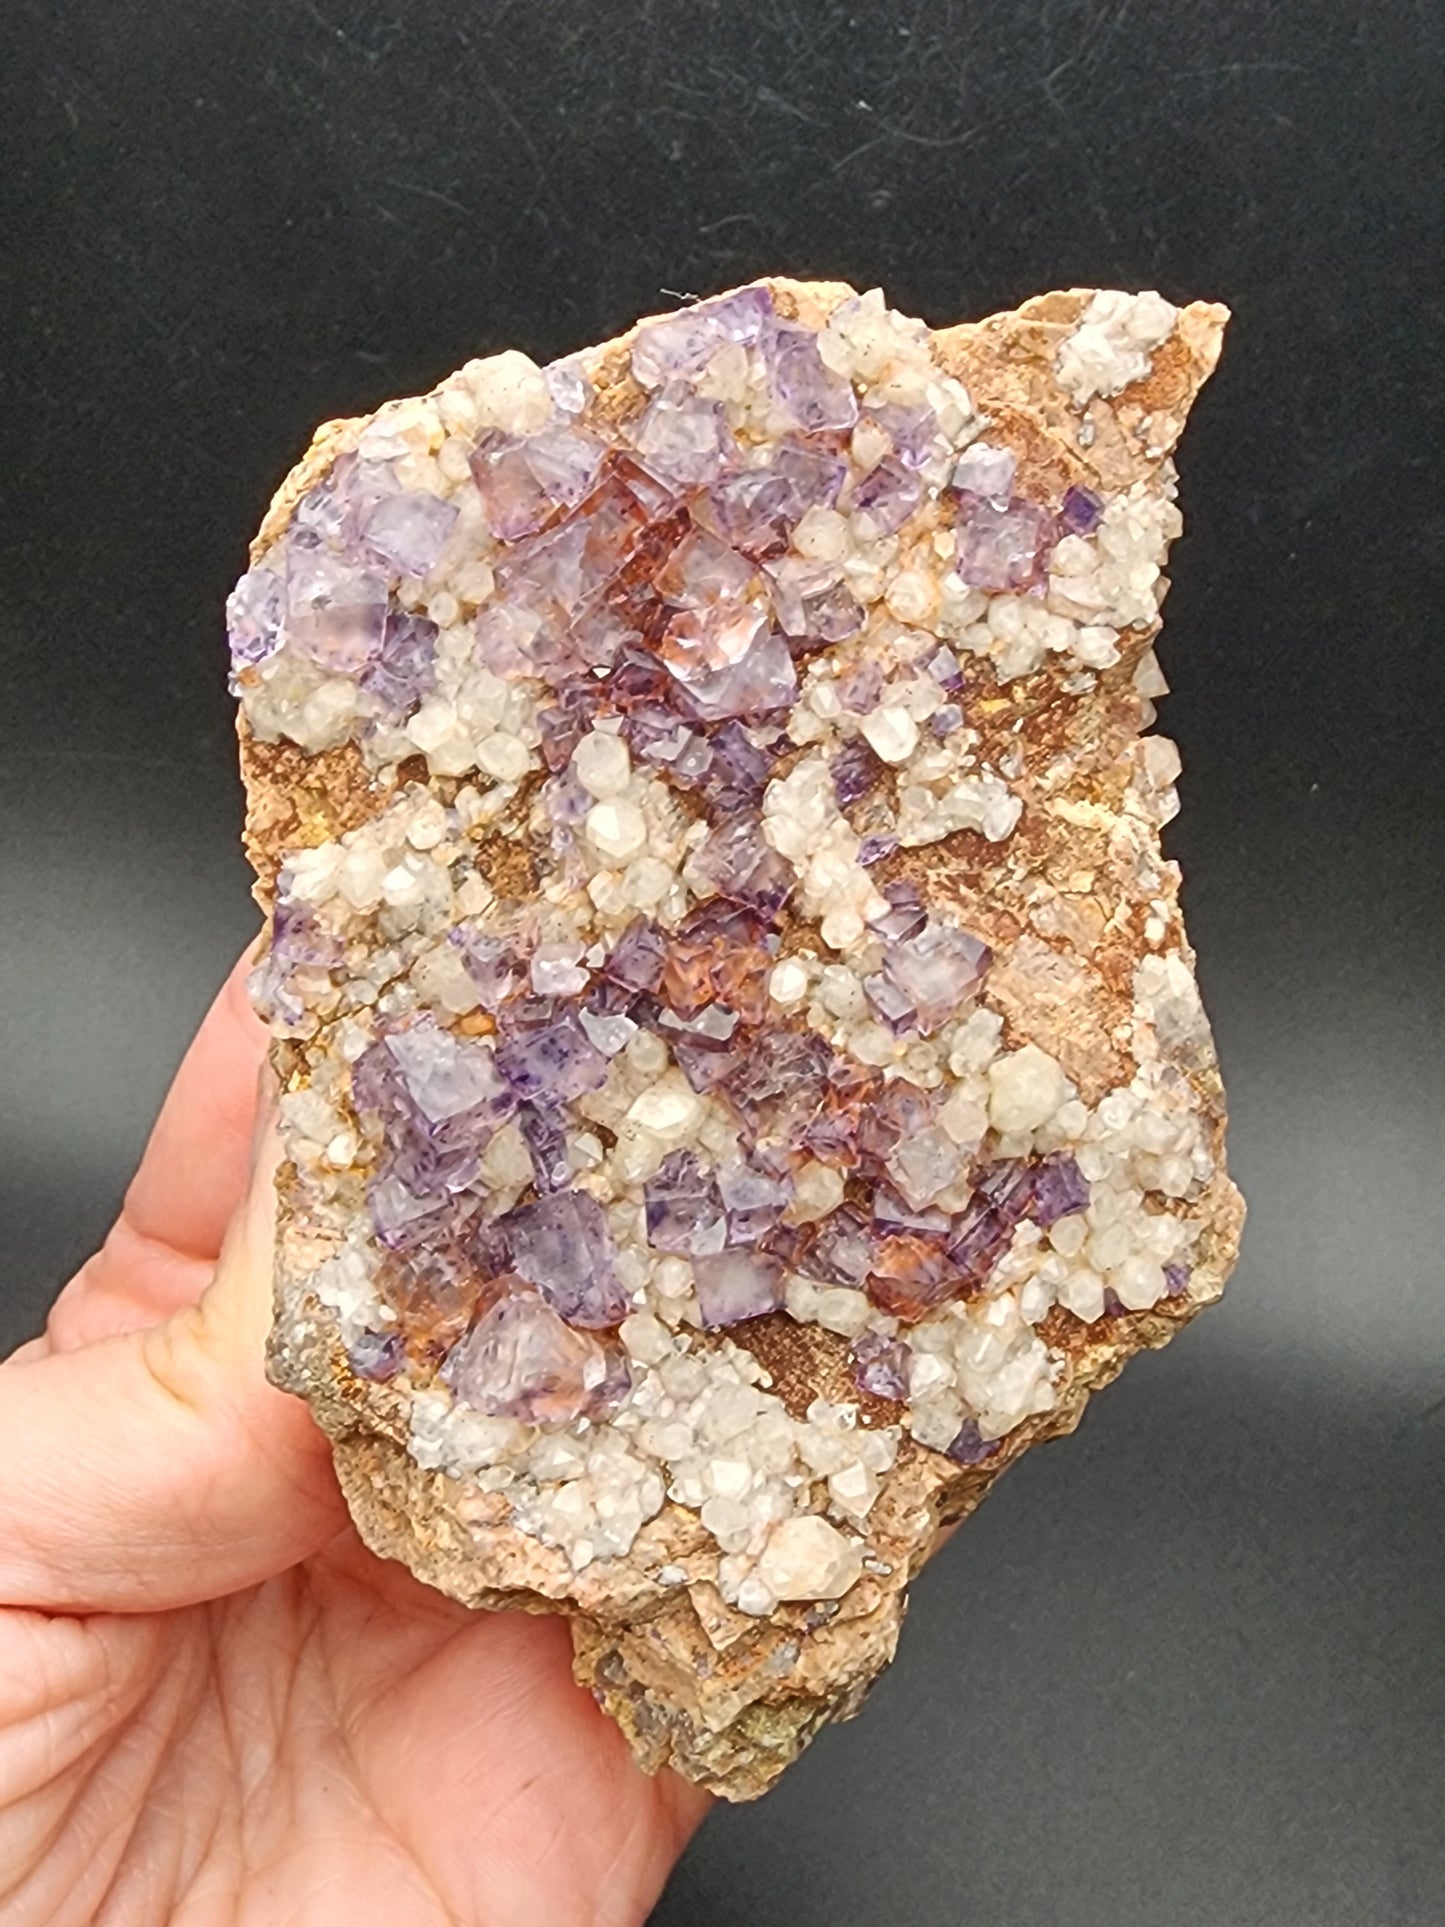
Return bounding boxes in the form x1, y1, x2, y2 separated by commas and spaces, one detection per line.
232, 279, 1243, 1799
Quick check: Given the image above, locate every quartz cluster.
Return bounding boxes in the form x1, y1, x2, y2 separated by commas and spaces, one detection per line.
237, 279, 1243, 1798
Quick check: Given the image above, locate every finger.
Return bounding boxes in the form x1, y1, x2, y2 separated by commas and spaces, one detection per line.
47, 1056, 274, 1352
0, 1119, 345, 1613
120, 945, 270, 1263
47, 947, 271, 1344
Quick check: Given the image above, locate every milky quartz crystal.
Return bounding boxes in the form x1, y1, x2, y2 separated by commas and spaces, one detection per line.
235, 280, 1244, 1798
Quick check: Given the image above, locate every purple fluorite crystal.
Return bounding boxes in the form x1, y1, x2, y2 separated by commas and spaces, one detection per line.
697, 467, 796, 559
718, 1159, 792, 1244
471, 425, 605, 541
851, 456, 923, 534
766, 557, 861, 645
861, 974, 916, 1037
629, 285, 775, 389
495, 1011, 607, 1102
644, 1150, 726, 1255
545, 355, 592, 416
851, 1329, 911, 1402
857, 1077, 935, 1164
360, 609, 438, 717
944, 1418, 998, 1466
366, 1174, 464, 1253
655, 527, 756, 608
662, 602, 770, 684
700, 719, 777, 803
945, 1196, 1016, 1289
348, 1329, 405, 1382
604, 919, 667, 994
880, 923, 992, 1035
448, 931, 523, 1011
443, 1288, 615, 1423
952, 443, 1016, 504
954, 496, 1056, 594
723, 1027, 833, 1147
867, 403, 938, 469
692, 1249, 784, 1328
518, 1102, 572, 1193
1029, 1153, 1091, 1226
668, 625, 798, 721
766, 325, 859, 434
698, 439, 847, 558
361, 490, 458, 578
803, 1206, 875, 1289
837, 659, 883, 713
383, 1020, 515, 1128
691, 813, 795, 920
628, 387, 736, 488
284, 545, 389, 672
830, 736, 884, 807
248, 896, 343, 1029
1059, 483, 1104, 535
226, 566, 284, 675
496, 1191, 628, 1327
770, 439, 848, 509
867, 880, 927, 944
927, 644, 963, 690
290, 451, 391, 546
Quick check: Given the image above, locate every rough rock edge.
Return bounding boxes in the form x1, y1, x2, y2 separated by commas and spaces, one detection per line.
245, 279, 1243, 1800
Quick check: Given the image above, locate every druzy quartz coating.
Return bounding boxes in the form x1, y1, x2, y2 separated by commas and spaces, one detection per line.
239, 279, 1242, 1798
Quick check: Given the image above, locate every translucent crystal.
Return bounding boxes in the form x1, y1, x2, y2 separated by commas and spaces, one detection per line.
284, 545, 389, 672
692, 1249, 784, 1327
851, 1329, 910, 1401
880, 923, 992, 1034
497, 1191, 628, 1328
629, 285, 775, 389
766, 325, 859, 433
443, 1289, 613, 1423
361, 490, 459, 577
644, 1150, 726, 1255
955, 496, 1056, 594
952, 443, 1016, 503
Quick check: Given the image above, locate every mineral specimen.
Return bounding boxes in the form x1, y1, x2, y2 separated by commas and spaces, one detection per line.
237, 278, 1243, 1800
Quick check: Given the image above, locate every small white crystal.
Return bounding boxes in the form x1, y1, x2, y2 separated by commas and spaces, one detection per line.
573, 729, 632, 799
753, 1516, 863, 1604
769, 957, 811, 1007
464, 348, 553, 436
988, 1044, 1068, 1135
477, 732, 532, 782
586, 799, 648, 864
860, 705, 920, 764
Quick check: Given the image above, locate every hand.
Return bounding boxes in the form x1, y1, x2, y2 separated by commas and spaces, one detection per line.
0, 953, 709, 1925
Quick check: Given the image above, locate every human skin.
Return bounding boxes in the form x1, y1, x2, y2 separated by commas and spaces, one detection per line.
0, 953, 710, 1925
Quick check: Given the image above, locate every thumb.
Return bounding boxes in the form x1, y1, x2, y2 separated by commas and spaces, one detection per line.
0, 1102, 345, 1614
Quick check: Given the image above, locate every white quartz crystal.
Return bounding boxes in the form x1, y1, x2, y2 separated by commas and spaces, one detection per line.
751, 1517, 864, 1606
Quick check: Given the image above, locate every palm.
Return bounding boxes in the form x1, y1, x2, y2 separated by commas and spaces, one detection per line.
0, 959, 707, 1925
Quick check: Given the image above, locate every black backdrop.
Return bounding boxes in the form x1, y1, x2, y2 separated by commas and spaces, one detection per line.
3, 4, 1443, 1922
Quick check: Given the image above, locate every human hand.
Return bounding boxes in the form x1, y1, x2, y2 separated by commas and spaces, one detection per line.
0, 953, 710, 1925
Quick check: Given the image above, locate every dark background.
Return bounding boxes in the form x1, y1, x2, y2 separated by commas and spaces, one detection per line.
3, 3, 1443, 1921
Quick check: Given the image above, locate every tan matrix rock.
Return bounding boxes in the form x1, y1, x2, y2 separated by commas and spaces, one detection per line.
231, 279, 1243, 1799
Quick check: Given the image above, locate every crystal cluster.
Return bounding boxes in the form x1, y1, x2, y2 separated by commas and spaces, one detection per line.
240, 279, 1241, 1797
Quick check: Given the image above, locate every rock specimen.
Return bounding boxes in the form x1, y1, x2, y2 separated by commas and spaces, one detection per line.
234, 279, 1244, 1800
